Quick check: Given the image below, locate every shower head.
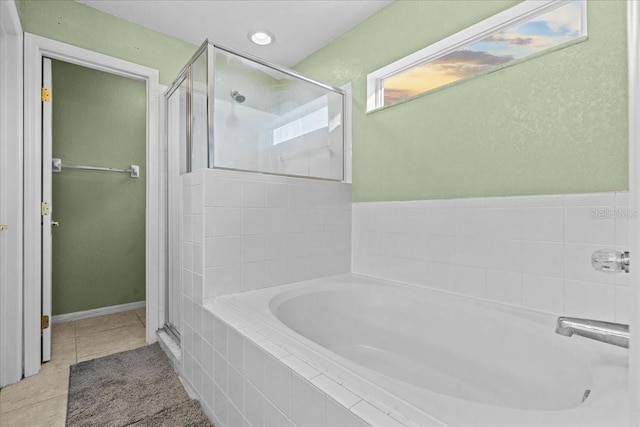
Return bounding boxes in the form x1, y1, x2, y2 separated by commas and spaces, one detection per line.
230, 90, 246, 104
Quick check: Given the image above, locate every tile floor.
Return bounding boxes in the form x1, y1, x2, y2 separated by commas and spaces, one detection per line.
0, 308, 147, 426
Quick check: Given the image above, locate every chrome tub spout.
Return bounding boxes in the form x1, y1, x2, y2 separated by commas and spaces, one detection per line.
555, 317, 629, 348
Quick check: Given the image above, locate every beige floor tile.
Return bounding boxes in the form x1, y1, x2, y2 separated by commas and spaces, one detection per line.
0, 394, 67, 427
0, 363, 69, 414
135, 308, 146, 325
77, 340, 148, 363
76, 324, 146, 359
75, 310, 141, 337
51, 321, 75, 344
49, 337, 76, 367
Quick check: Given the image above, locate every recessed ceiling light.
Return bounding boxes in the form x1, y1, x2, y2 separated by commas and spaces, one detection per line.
249, 31, 274, 46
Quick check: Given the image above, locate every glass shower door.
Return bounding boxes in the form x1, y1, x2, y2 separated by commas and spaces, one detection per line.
165, 75, 188, 340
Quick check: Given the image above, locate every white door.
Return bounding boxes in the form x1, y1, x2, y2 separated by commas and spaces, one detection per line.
41, 57, 53, 362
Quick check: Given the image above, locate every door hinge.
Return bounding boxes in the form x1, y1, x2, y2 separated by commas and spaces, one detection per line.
41, 87, 50, 102
41, 201, 50, 216
41, 315, 50, 330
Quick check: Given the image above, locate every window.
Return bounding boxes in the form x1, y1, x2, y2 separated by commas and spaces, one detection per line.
366, 0, 587, 111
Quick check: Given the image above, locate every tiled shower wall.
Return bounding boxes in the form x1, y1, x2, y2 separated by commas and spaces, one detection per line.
201, 168, 352, 300
177, 168, 353, 426
352, 192, 631, 323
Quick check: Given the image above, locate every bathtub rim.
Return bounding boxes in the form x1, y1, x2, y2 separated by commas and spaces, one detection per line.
206, 273, 629, 427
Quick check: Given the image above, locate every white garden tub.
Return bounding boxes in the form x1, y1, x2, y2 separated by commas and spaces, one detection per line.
217, 274, 629, 426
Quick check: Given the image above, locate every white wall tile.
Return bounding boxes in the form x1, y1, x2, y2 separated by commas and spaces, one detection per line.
242, 262, 267, 291
264, 354, 291, 416
564, 280, 615, 321
353, 192, 623, 317
326, 398, 369, 427
214, 316, 228, 357
564, 193, 615, 207
202, 341, 215, 379
244, 339, 265, 390
242, 235, 266, 263
267, 260, 289, 287
615, 286, 631, 323
453, 265, 486, 298
211, 264, 242, 297
243, 379, 265, 427
522, 241, 564, 278
521, 195, 564, 207
227, 365, 244, 412
564, 207, 615, 245
202, 310, 215, 345
266, 208, 288, 234
264, 400, 294, 427
242, 208, 266, 235
214, 179, 242, 207
227, 400, 243, 427
193, 244, 203, 275
486, 270, 522, 305
202, 373, 214, 415
453, 208, 486, 238
242, 180, 266, 208
521, 274, 564, 314
214, 384, 228, 426
290, 373, 326, 427
213, 237, 242, 267
485, 239, 522, 272
192, 360, 203, 395
616, 216, 631, 247
214, 350, 228, 393
266, 234, 288, 261
228, 327, 244, 373
485, 208, 521, 240
212, 207, 242, 237
424, 261, 456, 291
522, 208, 563, 242
454, 237, 487, 268
266, 183, 289, 208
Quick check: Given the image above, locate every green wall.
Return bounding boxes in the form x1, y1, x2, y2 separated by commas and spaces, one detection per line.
51, 60, 146, 314
295, 0, 629, 202
16, 0, 196, 85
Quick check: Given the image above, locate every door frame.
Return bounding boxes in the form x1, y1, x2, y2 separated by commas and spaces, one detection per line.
23, 33, 161, 376
0, 0, 24, 387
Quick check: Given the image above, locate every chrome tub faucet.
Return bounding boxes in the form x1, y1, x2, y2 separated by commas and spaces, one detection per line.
555, 317, 629, 349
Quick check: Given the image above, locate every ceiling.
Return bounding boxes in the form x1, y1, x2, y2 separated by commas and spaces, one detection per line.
77, 0, 393, 67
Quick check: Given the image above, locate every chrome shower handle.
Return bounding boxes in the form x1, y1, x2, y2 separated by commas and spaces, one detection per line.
592, 249, 629, 273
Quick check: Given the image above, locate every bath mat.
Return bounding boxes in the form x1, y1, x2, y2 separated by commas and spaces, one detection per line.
66, 343, 211, 427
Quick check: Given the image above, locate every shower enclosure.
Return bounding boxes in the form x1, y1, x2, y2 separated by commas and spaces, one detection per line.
163, 40, 346, 340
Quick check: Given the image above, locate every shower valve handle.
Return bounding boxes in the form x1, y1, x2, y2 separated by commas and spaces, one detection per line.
592, 249, 629, 273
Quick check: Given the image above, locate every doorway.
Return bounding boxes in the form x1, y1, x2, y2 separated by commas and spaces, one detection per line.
23, 33, 161, 376
41, 58, 148, 361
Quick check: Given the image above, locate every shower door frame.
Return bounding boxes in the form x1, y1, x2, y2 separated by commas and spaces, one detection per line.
627, 1, 640, 424
23, 33, 162, 377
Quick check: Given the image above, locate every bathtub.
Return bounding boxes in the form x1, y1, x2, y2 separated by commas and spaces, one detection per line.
214, 274, 629, 426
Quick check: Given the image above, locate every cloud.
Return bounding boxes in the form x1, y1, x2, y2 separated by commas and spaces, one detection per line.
383, 88, 414, 104
425, 50, 513, 77
485, 33, 535, 46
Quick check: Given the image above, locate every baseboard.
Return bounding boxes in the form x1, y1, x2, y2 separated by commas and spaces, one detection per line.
52, 301, 146, 324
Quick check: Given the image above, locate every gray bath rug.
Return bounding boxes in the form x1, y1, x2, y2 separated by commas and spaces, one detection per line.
66, 343, 211, 427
